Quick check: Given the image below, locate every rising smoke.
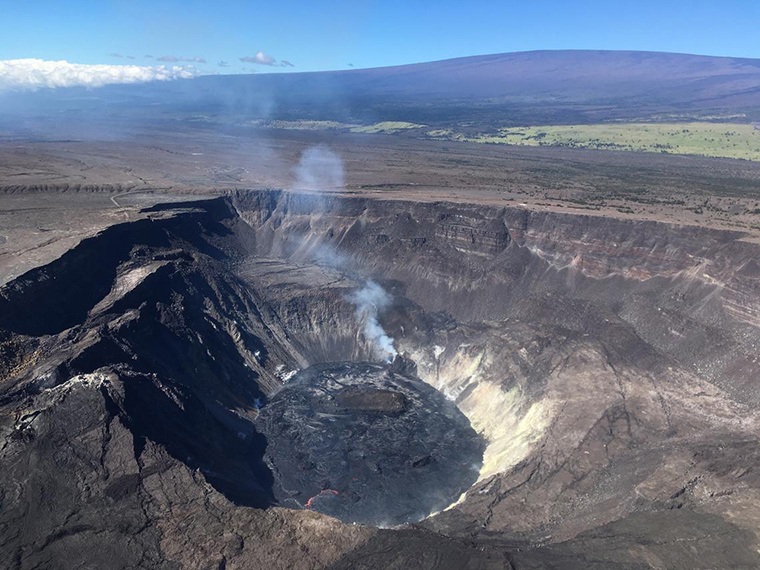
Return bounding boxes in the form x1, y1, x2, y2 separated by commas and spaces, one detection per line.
348, 281, 398, 363
293, 145, 345, 191
294, 146, 397, 363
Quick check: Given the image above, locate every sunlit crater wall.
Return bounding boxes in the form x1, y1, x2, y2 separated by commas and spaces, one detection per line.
234, 189, 760, 490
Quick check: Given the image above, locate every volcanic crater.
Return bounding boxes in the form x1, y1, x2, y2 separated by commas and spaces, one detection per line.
3, 188, 760, 568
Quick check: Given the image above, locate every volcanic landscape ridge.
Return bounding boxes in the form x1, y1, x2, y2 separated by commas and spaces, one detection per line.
3, 48, 760, 569
5, 50, 760, 141
3, 186, 760, 567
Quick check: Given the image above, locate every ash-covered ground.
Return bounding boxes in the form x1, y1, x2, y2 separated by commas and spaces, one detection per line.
258, 361, 483, 526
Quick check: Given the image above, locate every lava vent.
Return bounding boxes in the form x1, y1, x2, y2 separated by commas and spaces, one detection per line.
257, 361, 484, 526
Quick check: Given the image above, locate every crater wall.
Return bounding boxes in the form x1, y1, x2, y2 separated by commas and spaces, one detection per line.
3, 190, 760, 568
235, 189, 760, 548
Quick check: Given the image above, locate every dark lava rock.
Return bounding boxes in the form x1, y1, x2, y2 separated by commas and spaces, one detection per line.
258, 362, 484, 526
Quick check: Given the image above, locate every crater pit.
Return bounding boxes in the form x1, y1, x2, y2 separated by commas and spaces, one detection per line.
258, 361, 483, 526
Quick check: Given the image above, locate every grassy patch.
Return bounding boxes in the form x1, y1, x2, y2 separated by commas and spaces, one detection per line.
249, 117, 760, 162
426, 128, 455, 138
457, 123, 760, 161
349, 121, 425, 134
248, 119, 425, 134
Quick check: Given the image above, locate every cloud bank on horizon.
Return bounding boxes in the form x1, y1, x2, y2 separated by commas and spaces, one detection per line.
0, 59, 198, 91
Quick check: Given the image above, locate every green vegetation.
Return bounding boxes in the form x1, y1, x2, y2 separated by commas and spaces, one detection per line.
246, 119, 426, 134
249, 117, 760, 162
446, 122, 760, 161
426, 128, 455, 138
349, 121, 425, 134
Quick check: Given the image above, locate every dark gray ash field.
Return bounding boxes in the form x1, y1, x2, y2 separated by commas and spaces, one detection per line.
2, 50, 760, 570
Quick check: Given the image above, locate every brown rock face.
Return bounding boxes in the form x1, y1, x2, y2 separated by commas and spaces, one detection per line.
434, 214, 510, 256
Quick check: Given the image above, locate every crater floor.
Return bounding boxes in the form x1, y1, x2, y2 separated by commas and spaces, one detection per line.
257, 361, 484, 526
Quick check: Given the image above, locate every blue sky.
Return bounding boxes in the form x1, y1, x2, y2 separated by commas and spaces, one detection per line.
2, 0, 759, 74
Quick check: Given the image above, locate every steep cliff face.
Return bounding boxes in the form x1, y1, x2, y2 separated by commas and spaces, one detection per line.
234, 189, 760, 558
235, 189, 760, 401
3, 190, 760, 568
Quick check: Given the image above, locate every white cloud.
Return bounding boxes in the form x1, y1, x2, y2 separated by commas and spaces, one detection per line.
240, 51, 276, 65
0, 59, 198, 91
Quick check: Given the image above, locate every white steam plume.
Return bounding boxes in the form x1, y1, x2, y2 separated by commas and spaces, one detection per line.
293, 146, 345, 191
0, 59, 198, 91
291, 145, 347, 262
348, 281, 398, 363
293, 146, 396, 362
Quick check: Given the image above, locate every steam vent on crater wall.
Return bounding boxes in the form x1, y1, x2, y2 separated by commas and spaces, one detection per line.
4, 49, 760, 570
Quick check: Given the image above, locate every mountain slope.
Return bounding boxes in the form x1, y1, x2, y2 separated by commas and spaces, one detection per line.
3, 50, 760, 135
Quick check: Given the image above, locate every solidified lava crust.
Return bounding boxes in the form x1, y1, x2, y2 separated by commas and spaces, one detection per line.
257, 361, 484, 526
